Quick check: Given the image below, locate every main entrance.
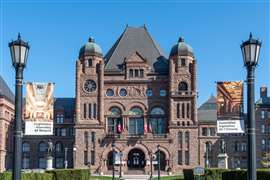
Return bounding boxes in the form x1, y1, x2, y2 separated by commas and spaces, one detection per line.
127, 148, 146, 170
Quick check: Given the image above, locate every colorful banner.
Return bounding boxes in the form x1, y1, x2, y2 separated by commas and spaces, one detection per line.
24, 82, 54, 135
216, 81, 244, 133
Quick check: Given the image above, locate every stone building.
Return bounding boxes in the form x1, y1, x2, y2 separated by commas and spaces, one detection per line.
0, 76, 14, 172
74, 26, 198, 174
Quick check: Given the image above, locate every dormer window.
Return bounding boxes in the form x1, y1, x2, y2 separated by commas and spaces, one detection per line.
135, 69, 139, 77
128, 68, 144, 78
129, 69, 134, 77
139, 69, 144, 77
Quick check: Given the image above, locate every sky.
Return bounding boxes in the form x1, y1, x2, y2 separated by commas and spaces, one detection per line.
0, 0, 269, 106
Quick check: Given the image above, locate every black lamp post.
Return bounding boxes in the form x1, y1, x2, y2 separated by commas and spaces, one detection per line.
112, 143, 115, 180
9, 33, 30, 180
157, 145, 160, 180
241, 33, 261, 180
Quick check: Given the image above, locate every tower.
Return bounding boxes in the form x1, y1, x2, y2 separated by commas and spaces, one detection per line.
75, 37, 104, 168
169, 37, 198, 170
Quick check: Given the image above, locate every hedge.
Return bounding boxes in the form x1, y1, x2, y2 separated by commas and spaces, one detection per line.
183, 169, 194, 180
204, 168, 230, 180
0, 172, 53, 180
222, 169, 270, 180
46, 169, 90, 180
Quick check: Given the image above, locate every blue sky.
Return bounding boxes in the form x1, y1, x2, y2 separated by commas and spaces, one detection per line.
0, 0, 269, 106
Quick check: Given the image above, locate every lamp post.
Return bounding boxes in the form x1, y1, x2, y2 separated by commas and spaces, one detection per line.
150, 153, 153, 180
9, 33, 29, 180
64, 147, 68, 169
112, 142, 115, 180
241, 33, 261, 180
73, 147, 77, 168
119, 152, 123, 179
157, 145, 160, 180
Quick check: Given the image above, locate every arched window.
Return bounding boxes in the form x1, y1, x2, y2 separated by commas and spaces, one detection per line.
178, 81, 188, 91
108, 106, 123, 134
38, 142, 48, 152
150, 107, 166, 135
55, 142, 63, 153
129, 107, 144, 135
22, 142, 30, 152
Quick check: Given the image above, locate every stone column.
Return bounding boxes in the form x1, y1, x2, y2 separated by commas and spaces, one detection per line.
99, 61, 104, 125
46, 155, 53, 170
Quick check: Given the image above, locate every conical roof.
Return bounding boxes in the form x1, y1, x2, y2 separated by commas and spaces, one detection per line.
0, 76, 14, 103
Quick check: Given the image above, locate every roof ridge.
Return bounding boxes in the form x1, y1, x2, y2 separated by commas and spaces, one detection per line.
144, 28, 166, 57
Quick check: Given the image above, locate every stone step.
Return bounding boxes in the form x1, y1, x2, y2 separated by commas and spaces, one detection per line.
122, 175, 150, 180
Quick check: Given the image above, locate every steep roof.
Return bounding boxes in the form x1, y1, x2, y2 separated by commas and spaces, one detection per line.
105, 26, 168, 73
198, 95, 217, 123
0, 76, 14, 103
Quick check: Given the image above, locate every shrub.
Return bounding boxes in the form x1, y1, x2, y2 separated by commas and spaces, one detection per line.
183, 169, 194, 180
46, 169, 90, 180
222, 169, 270, 180
0, 172, 53, 180
204, 168, 230, 180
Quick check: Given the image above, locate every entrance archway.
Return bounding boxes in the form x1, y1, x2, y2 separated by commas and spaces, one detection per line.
154, 151, 166, 171
127, 148, 146, 170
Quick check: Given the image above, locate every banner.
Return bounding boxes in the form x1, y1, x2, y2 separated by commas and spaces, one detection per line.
217, 81, 244, 133
24, 82, 54, 135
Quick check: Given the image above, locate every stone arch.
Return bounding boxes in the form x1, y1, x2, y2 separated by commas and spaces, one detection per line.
126, 101, 147, 114
177, 78, 191, 91
105, 101, 126, 115
101, 145, 122, 160
153, 145, 170, 161
122, 144, 150, 161
148, 102, 167, 115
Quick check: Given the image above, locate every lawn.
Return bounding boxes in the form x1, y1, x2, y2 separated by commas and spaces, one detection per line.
152, 176, 184, 180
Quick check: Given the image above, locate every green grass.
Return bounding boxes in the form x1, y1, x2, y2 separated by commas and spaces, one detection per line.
152, 176, 184, 180
89, 176, 120, 180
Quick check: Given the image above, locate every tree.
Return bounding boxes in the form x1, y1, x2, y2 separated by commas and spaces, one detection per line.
261, 152, 270, 168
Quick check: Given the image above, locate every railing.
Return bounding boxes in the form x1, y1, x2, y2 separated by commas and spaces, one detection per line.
171, 91, 196, 96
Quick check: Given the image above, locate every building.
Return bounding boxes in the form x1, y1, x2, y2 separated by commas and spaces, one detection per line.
22, 98, 75, 169
256, 86, 270, 168
74, 26, 198, 174
0, 76, 14, 172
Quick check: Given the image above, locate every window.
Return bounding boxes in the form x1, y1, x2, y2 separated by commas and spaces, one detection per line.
150, 107, 166, 135
91, 150, 95, 165
139, 69, 144, 77
129, 69, 134, 77
234, 141, 240, 152
178, 132, 183, 149
88, 103, 92, 118
178, 82, 188, 91
55, 157, 64, 168
93, 103, 97, 118
182, 103, 185, 118
268, 112, 270, 118
146, 89, 153, 97
187, 103, 190, 119
84, 151, 88, 165
106, 89, 114, 97
60, 128, 67, 136
84, 131, 88, 147
185, 151, 189, 165
55, 142, 63, 153
210, 128, 216, 136
91, 132, 96, 143
39, 142, 48, 152
261, 111, 265, 119
262, 139, 266, 150
88, 58, 92, 67
181, 58, 186, 66
38, 158, 46, 169
202, 128, 207, 136
129, 107, 144, 135
262, 124, 265, 133
56, 114, 64, 123
177, 103, 180, 118
83, 104, 87, 119
241, 142, 247, 152
22, 142, 30, 152
135, 69, 139, 77
108, 107, 123, 134
185, 132, 190, 149
178, 150, 182, 165
22, 157, 30, 169
119, 89, 127, 97
159, 90, 167, 97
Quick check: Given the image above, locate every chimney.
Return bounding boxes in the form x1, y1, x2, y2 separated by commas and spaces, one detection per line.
260, 86, 268, 98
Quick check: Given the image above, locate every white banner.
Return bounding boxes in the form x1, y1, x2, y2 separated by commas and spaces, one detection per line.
25, 121, 53, 135
217, 120, 245, 133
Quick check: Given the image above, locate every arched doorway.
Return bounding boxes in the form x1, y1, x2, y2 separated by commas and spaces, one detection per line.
127, 148, 146, 170
154, 150, 166, 171
107, 151, 114, 170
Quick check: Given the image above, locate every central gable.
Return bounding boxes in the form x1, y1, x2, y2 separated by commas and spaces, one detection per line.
124, 52, 147, 64
104, 26, 168, 73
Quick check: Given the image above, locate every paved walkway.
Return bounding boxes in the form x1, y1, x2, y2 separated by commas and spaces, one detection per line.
122, 175, 150, 180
